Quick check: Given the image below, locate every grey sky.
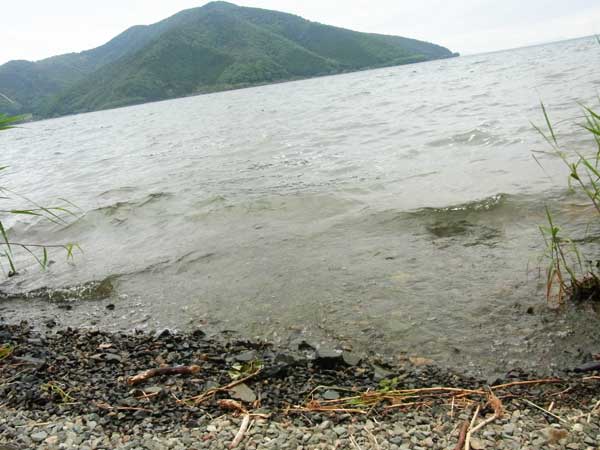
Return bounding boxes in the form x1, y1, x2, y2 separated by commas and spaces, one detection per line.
2, 0, 599, 64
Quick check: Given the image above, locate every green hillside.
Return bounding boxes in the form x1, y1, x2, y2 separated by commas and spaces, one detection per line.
0, 1, 456, 118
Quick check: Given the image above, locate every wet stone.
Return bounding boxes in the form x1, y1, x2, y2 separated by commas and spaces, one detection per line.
230, 383, 257, 403
502, 424, 515, 435
322, 390, 340, 400
342, 351, 362, 366
31, 431, 48, 442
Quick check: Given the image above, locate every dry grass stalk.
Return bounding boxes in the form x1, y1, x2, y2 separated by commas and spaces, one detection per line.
94, 401, 152, 413
287, 406, 368, 415
184, 369, 261, 404
490, 378, 563, 390
583, 375, 600, 381
349, 434, 363, 450
521, 398, 567, 423
127, 365, 202, 385
364, 425, 381, 450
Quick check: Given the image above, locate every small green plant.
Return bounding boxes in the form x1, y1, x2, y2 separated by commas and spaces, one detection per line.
0, 114, 80, 277
0, 343, 15, 360
534, 103, 600, 304
227, 359, 263, 380
41, 381, 74, 403
378, 377, 400, 393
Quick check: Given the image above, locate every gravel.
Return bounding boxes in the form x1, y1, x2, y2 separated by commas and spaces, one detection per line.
1, 405, 599, 449
1, 321, 599, 449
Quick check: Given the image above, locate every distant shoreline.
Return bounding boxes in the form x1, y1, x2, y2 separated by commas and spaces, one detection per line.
20, 53, 459, 124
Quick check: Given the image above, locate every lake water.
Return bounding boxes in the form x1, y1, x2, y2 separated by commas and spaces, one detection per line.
2, 36, 600, 376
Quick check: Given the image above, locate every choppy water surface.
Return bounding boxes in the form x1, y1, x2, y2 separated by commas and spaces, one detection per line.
2, 37, 600, 376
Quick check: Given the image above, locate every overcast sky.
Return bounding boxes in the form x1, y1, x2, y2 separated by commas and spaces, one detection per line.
2, 0, 599, 64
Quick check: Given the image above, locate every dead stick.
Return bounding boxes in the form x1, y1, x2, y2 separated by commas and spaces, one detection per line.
229, 414, 250, 449
349, 434, 363, 450
287, 407, 368, 415
464, 405, 480, 450
127, 365, 201, 385
389, 387, 485, 395
364, 426, 381, 450
583, 376, 600, 381
491, 378, 563, 390
453, 420, 469, 450
521, 398, 568, 424
470, 413, 499, 434
94, 401, 153, 413
188, 369, 261, 404
384, 401, 434, 409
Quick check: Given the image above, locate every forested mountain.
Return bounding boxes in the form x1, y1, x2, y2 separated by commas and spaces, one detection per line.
0, 1, 456, 118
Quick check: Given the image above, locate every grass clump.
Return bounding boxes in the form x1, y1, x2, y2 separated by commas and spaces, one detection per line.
534, 103, 600, 305
0, 343, 15, 361
41, 382, 74, 403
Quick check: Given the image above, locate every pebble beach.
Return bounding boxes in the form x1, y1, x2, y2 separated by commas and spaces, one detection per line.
1, 322, 599, 449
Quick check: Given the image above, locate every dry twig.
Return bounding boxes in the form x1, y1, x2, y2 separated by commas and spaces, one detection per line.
349, 434, 363, 450
94, 401, 152, 413
229, 414, 250, 449
490, 378, 563, 390
127, 365, 201, 385
521, 398, 567, 423
464, 405, 480, 450
186, 369, 261, 404
453, 420, 469, 450
364, 426, 381, 450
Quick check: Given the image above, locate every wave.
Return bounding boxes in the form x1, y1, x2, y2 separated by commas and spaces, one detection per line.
0, 277, 114, 303
426, 128, 510, 148
412, 194, 508, 217
403, 194, 510, 245
90, 191, 172, 215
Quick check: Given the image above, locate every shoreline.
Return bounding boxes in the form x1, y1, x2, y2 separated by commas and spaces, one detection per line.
1, 321, 599, 449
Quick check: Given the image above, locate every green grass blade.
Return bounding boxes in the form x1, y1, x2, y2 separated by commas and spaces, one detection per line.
0, 220, 12, 255
541, 102, 558, 146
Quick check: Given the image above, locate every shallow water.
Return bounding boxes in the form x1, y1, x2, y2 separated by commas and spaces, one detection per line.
2, 37, 600, 376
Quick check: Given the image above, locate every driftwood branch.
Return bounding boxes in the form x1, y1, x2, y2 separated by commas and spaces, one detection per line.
453, 420, 469, 450
230, 414, 250, 449
127, 365, 202, 385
